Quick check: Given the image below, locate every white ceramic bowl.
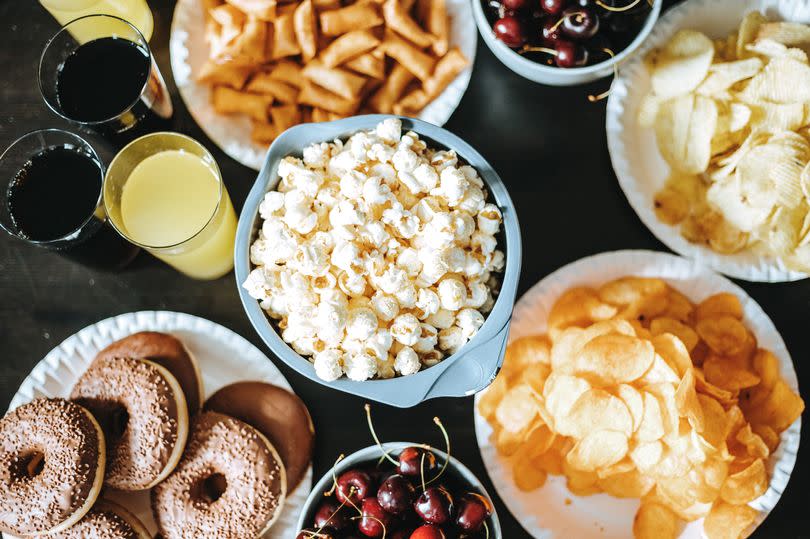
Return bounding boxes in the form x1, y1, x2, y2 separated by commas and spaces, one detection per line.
472, 0, 662, 85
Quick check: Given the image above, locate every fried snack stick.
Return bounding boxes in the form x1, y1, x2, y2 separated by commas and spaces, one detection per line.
212, 86, 273, 121
197, 60, 254, 89
345, 52, 386, 79
225, 0, 276, 20
424, 47, 467, 95
320, 29, 381, 68
208, 4, 245, 58
298, 81, 360, 115
368, 63, 414, 113
379, 29, 435, 80
269, 60, 304, 87
383, 0, 434, 48
270, 104, 302, 132
312, 108, 347, 121
417, 0, 448, 55
251, 120, 277, 144
294, 0, 318, 61
246, 73, 300, 103
319, 2, 384, 36
270, 12, 301, 59
313, 0, 341, 11
223, 16, 268, 63
302, 59, 367, 100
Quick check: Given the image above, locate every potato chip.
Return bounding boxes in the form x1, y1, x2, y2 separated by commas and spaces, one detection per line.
513, 450, 548, 491
562, 460, 601, 496
493, 425, 525, 457
654, 187, 690, 225
548, 287, 618, 330
502, 335, 551, 379
751, 423, 780, 453
495, 384, 539, 433
633, 502, 679, 539
733, 424, 769, 459
650, 29, 715, 98
697, 394, 729, 450
676, 368, 705, 432
638, 94, 661, 128
757, 21, 810, 46
543, 372, 591, 426
696, 315, 749, 356
640, 354, 680, 385
599, 469, 655, 499
696, 293, 743, 321
565, 389, 633, 438
636, 391, 666, 442
524, 424, 556, 457
751, 348, 779, 390
697, 57, 763, 95
720, 458, 768, 505
704, 501, 759, 539
652, 332, 694, 374
655, 94, 718, 174
618, 383, 645, 433
742, 379, 804, 432
566, 430, 629, 472
598, 278, 668, 307
573, 333, 655, 385
737, 11, 768, 58
704, 356, 761, 391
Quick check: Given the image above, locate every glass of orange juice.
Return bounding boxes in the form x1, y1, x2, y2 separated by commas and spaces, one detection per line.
39, 0, 154, 42
103, 133, 237, 280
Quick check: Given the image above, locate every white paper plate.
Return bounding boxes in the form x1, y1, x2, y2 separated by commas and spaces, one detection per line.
606, 0, 810, 282
2, 311, 311, 539
169, 0, 477, 171
474, 250, 801, 539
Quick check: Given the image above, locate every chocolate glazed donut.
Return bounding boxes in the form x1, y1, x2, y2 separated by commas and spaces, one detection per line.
49, 499, 152, 539
152, 412, 287, 539
0, 398, 106, 537
204, 381, 314, 492
94, 331, 204, 415
71, 356, 189, 491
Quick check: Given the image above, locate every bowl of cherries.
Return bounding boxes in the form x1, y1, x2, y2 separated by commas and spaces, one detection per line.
473, 0, 662, 85
296, 408, 501, 538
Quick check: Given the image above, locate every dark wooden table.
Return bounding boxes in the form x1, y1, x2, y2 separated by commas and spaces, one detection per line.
0, 1, 806, 537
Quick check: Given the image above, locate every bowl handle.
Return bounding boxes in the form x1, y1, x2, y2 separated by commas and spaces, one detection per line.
421, 319, 510, 401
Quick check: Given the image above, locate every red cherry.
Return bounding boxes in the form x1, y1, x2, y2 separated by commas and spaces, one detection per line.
492, 16, 526, 48
560, 6, 600, 40
377, 474, 416, 515
541, 17, 563, 45
540, 0, 567, 15
359, 497, 391, 538
314, 499, 350, 530
397, 447, 438, 478
414, 486, 454, 525
455, 493, 494, 532
336, 469, 374, 505
297, 529, 335, 539
410, 525, 446, 539
502, 0, 528, 10
554, 39, 589, 67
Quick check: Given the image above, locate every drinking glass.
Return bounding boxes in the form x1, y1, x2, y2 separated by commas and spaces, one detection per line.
38, 0, 154, 41
0, 129, 140, 270
104, 133, 238, 280
38, 14, 172, 145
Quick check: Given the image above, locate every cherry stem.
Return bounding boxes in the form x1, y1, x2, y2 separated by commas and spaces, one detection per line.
325, 454, 346, 496
595, 0, 641, 11
365, 404, 398, 466
425, 417, 450, 486
587, 47, 617, 102
312, 495, 353, 537
350, 515, 387, 539
484, 521, 491, 539
521, 46, 557, 57
420, 452, 427, 492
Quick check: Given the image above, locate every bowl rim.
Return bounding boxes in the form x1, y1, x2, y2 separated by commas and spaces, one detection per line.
234, 114, 522, 407
295, 441, 503, 537
472, 0, 663, 77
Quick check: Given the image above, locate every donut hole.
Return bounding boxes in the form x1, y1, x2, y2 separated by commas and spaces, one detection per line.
20, 452, 45, 478
109, 406, 130, 440
198, 473, 228, 503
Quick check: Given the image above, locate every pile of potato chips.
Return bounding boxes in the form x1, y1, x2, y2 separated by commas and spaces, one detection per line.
640, 12, 810, 272
478, 277, 804, 539
198, 0, 467, 145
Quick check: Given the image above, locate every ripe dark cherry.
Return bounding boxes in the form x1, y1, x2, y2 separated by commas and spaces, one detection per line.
397, 447, 438, 477
455, 493, 494, 532
560, 6, 599, 39
377, 474, 417, 515
390, 531, 414, 539
540, 0, 567, 15
493, 16, 526, 48
502, 0, 528, 11
414, 486, 454, 525
554, 39, 588, 67
314, 499, 350, 530
297, 529, 335, 539
541, 17, 563, 45
410, 525, 446, 539
336, 469, 373, 505
359, 497, 391, 538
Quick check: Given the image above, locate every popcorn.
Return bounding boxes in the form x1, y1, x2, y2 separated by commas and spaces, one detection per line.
438, 277, 468, 311
344, 351, 378, 381
245, 120, 504, 381
390, 313, 421, 346
394, 347, 421, 376
346, 307, 379, 341
313, 349, 344, 382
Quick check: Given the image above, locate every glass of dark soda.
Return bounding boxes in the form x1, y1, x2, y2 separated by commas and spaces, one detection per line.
0, 129, 140, 270
38, 14, 173, 146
